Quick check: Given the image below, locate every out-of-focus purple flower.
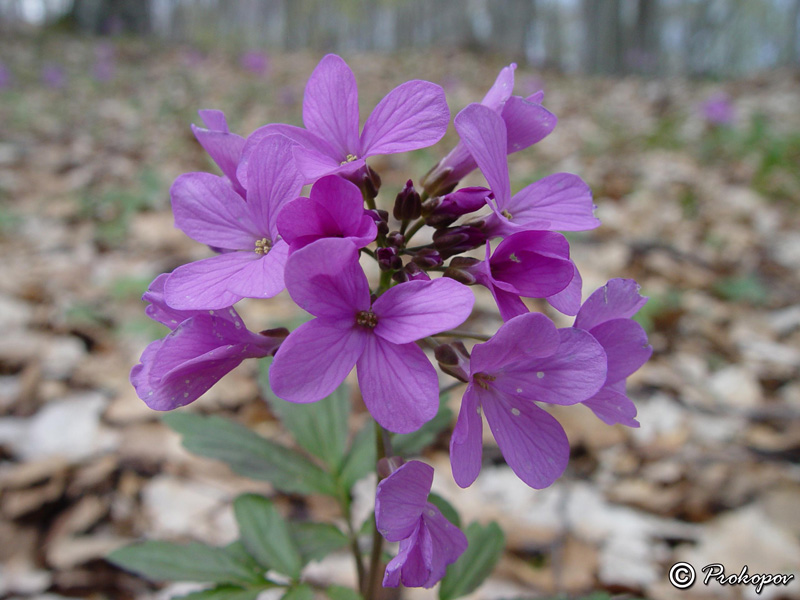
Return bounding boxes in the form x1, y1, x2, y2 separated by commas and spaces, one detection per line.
163, 135, 303, 310
41, 63, 66, 89
452, 231, 580, 319
422, 63, 557, 195
455, 103, 599, 237
269, 238, 474, 433
0, 62, 12, 89
573, 279, 652, 427
182, 48, 205, 68
240, 50, 270, 76
424, 187, 490, 228
376, 461, 467, 588
238, 54, 449, 184
277, 175, 377, 253
450, 312, 607, 489
91, 43, 115, 82
700, 93, 735, 126
191, 109, 247, 196
130, 275, 284, 410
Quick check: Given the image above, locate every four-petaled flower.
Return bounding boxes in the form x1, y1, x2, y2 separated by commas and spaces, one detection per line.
376, 460, 467, 588
269, 238, 474, 433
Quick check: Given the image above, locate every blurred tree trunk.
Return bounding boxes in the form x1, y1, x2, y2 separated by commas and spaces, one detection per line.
583, 0, 623, 74
787, 0, 800, 65
632, 0, 660, 73
68, 0, 152, 35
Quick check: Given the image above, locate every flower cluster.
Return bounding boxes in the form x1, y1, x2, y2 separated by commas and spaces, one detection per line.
131, 55, 651, 590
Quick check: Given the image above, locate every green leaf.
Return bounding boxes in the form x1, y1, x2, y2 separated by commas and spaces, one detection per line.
108, 541, 263, 585
234, 494, 303, 580
339, 420, 376, 491
163, 413, 337, 496
439, 522, 505, 600
326, 585, 363, 600
392, 395, 453, 456
171, 585, 264, 600
427, 493, 461, 529
281, 584, 315, 600
289, 521, 350, 564
261, 359, 350, 472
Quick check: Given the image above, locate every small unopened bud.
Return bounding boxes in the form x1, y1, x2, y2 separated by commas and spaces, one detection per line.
368, 209, 390, 236
377, 246, 402, 271
386, 231, 405, 248
433, 225, 487, 258
426, 187, 491, 228
259, 327, 290, 356
443, 256, 480, 285
392, 262, 430, 283
393, 179, 422, 221
421, 161, 457, 197
435, 341, 471, 382
360, 165, 382, 199
411, 248, 443, 269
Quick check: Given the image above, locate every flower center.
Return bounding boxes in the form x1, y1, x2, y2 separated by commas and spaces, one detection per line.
355, 310, 378, 328
501, 209, 513, 220
254, 238, 271, 255
473, 372, 496, 390
340, 153, 358, 166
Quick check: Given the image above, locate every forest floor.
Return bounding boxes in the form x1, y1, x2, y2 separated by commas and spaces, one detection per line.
0, 34, 799, 600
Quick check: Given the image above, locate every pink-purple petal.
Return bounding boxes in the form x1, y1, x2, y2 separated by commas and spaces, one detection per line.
360, 80, 450, 156
171, 173, 260, 248
356, 337, 439, 434
480, 63, 516, 111
225, 239, 288, 299
470, 312, 559, 373
164, 253, 258, 310
450, 386, 484, 488
546, 263, 583, 316
270, 319, 366, 404
191, 117, 246, 195
507, 173, 599, 232
583, 385, 640, 428
293, 145, 365, 182
421, 507, 468, 587
489, 284, 529, 322
501, 95, 557, 154
143, 273, 210, 329
375, 461, 433, 542
574, 278, 649, 331
383, 525, 420, 588
372, 278, 474, 344
303, 54, 360, 157
588, 318, 653, 385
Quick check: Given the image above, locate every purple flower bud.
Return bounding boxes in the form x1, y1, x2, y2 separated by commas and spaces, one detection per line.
393, 262, 431, 284
434, 341, 470, 382
368, 209, 390, 236
433, 225, 487, 259
393, 179, 422, 221
386, 231, 405, 248
377, 246, 403, 271
443, 257, 480, 285
348, 164, 382, 199
411, 248, 443, 269
425, 187, 491, 228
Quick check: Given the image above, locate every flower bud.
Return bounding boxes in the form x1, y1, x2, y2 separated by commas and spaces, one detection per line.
393, 179, 422, 221
386, 231, 405, 248
434, 341, 470, 382
443, 257, 480, 285
433, 225, 487, 259
393, 262, 430, 284
377, 246, 403, 271
259, 327, 290, 355
360, 165, 382, 199
368, 209, 390, 236
411, 248, 443, 269
425, 187, 491, 228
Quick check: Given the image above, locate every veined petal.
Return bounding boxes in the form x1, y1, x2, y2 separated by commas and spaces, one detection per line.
588, 318, 652, 385
357, 337, 438, 434
171, 173, 259, 248
480, 63, 516, 112
498, 327, 607, 406
143, 273, 212, 329
489, 283, 529, 322
225, 239, 288, 299
454, 103, 512, 206
450, 385, 483, 488
303, 54, 360, 157
284, 238, 369, 319
574, 278, 648, 331
383, 525, 421, 588
270, 319, 366, 403
375, 461, 433, 542
373, 278, 474, 344
399, 524, 434, 588
360, 80, 449, 156
470, 312, 559, 374
198, 109, 229, 132
293, 145, 365, 182
191, 112, 246, 194
501, 95, 557, 154
507, 173, 599, 232
309, 175, 370, 233
164, 253, 259, 310
422, 505, 468, 586
583, 384, 640, 427
245, 134, 305, 237
483, 387, 569, 489
547, 263, 582, 316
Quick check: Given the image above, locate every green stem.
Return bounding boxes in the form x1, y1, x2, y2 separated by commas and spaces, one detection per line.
365, 423, 390, 599
341, 492, 366, 595
404, 217, 426, 244
434, 329, 491, 341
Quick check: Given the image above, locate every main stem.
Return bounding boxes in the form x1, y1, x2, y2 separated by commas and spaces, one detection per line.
365, 423, 390, 599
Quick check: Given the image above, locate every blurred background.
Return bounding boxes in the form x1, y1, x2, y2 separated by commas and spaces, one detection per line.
0, 1, 799, 599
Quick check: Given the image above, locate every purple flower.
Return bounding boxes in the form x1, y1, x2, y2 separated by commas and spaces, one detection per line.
269, 238, 474, 433
277, 175, 377, 253
454, 103, 599, 237
376, 461, 467, 588
163, 134, 304, 310
573, 279, 652, 427
191, 109, 247, 196
450, 312, 606, 489
425, 187, 491, 228
456, 231, 581, 319
131, 275, 283, 410
41, 63, 66, 89
240, 51, 270, 76
422, 63, 557, 195
700, 93, 735, 126
0, 62, 12, 90
237, 54, 449, 184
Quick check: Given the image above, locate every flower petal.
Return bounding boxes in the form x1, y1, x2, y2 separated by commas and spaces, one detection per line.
483, 387, 570, 489
471, 312, 560, 374
245, 134, 305, 238
375, 461, 433, 542
547, 263, 582, 316
588, 318, 652, 384
422, 506, 468, 586
583, 384, 640, 427
164, 252, 259, 310
270, 319, 366, 403
574, 278, 648, 331
171, 172, 259, 248
372, 278, 474, 344
454, 103, 512, 207
360, 80, 449, 156
399, 525, 434, 588
480, 63, 516, 111
191, 111, 246, 194
293, 145, 365, 182
303, 54, 360, 157
357, 337, 438, 434
489, 283, 528, 322
383, 524, 421, 588
284, 238, 369, 319
507, 173, 599, 232
501, 95, 557, 154
143, 273, 211, 329
450, 385, 483, 488
225, 238, 288, 299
